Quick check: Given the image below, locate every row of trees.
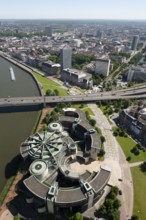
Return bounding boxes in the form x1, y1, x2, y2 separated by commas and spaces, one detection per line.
99, 186, 121, 220
97, 99, 132, 109
85, 111, 105, 157
92, 73, 104, 86
113, 127, 128, 137
85, 110, 96, 127
129, 52, 142, 65
96, 99, 142, 114
110, 52, 130, 59
46, 89, 59, 96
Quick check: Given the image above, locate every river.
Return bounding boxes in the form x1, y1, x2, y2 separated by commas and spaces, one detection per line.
0, 56, 40, 192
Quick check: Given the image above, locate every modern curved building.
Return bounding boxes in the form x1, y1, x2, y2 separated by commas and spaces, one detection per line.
19, 108, 111, 217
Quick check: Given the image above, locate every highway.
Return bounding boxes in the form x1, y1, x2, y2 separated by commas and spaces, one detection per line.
0, 85, 146, 107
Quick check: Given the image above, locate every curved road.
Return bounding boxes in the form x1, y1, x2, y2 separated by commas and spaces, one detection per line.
88, 104, 133, 220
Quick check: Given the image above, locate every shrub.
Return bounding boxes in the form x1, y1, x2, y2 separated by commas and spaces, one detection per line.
126, 156, 131, 161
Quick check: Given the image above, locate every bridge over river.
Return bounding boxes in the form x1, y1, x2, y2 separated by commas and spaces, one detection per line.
0, 92, 146, 107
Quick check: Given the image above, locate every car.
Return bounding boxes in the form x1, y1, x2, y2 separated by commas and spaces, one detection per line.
119, 190, 123, 195
118, 178, 123, 182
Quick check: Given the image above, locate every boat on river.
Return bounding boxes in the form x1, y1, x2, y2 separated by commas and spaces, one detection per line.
9, 66, 16, 81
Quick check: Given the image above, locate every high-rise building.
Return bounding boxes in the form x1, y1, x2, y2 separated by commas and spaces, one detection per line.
60, 47, 72, 70
95, 59, 111, 77
96, 30, 103, 39
45, 26, 52, 37
131, 35, 139, 51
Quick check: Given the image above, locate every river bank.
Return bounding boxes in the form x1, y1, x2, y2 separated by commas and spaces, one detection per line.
0, 54, 42, 97
0, 107, 51, 219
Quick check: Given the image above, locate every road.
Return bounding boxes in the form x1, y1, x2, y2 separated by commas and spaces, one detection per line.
106, 42, 146, 82
0, 84, 146, 107
88, 104, 133, 220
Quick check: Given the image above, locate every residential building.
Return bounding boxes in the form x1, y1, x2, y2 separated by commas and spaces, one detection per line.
119, 106, 146, 146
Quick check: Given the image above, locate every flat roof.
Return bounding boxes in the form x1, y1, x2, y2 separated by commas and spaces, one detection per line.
24, 176, 48, 199
89, 168, 111, 194
56, 188, 86, 204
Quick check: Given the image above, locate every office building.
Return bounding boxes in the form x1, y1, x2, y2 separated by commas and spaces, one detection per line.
9, 108, 111, 219
60, 47, 72, 70
131, 36, 139, 51
96, 30, 103, 39
61, 68, 93, 89
45, 26, 52, 37
95, 59, 111, 77
127, 66, 146, 82
42, 61, 60, 76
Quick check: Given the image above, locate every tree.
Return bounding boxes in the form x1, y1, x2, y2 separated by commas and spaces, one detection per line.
113, 131, 118, 136
113, 198, 121, 209
111, 186, 119, 196
131, 215, 139, 220
126, 156, 131, 161
69, 212, 83, 220
89, 119, 96, 127
136, 143, 142, 150
54, 89, 59, 96
131, 146, 140, 155
85, 111, 91, 121
140, 161, 146, 172
46, 89, 52, 96
110, 209, 120, 220
98, 148, 105, 157
108, 191, 117, 200
119, 130, 125, 137
100, 135, 105, 143
122, 99, 130, 108
80, 103, 84, 108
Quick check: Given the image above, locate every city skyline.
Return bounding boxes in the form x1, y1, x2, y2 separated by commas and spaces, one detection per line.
1, 0, 146, 20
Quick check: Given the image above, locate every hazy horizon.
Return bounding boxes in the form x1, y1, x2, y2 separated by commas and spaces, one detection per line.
1, 0, 146, 20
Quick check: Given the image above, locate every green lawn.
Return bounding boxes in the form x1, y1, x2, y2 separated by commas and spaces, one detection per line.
32, 72, 68, 95
131, 166, 146, 220
0, 176, 15, 205
83, 107, 94, 116
70, 104, 94, 116
116, 136, 146, 163
100, 106, 112, 124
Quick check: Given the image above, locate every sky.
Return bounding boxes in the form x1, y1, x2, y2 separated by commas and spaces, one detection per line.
0, 0, 146, 20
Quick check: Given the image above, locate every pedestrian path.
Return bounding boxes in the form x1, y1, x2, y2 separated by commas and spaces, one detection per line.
129, 161, 144, 167
88, 104, 119, 161
88, 103, 133, 219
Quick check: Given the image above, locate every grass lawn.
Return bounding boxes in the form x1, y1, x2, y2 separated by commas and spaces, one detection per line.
131, 166, 146, 220
83, 107, 94, 116
0, 176, 15, 205
100, 106, 112, 124
71, 104, 87, 109
116, 136, 146, 163
70, 104, 94, 116
32, 72, 68, 95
